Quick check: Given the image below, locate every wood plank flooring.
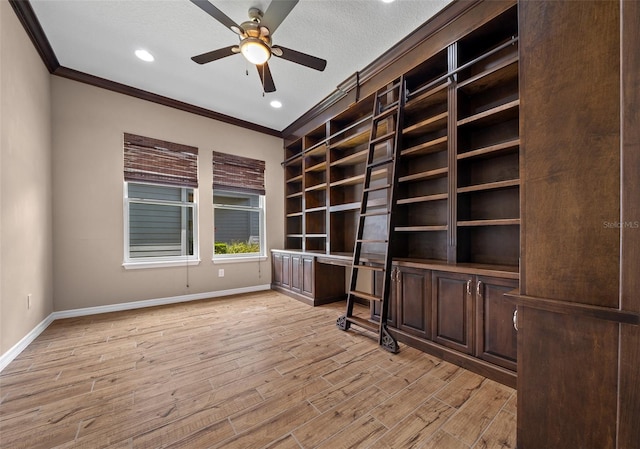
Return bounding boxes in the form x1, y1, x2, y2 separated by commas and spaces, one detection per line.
0, 291, 516, 448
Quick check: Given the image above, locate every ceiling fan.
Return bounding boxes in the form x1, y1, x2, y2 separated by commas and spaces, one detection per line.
189, 0, 327, 93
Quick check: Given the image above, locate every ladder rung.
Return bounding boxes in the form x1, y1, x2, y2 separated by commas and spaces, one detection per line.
363, 184, 391, 193
360, 210, 390, 218
368, 157, 394, 169
345, 316, 378, 333
373, 105, 399, 121
352, 264, 385, 272
370, 131, 396, 147
349, 290, 382, 303
356, 239, 388, 244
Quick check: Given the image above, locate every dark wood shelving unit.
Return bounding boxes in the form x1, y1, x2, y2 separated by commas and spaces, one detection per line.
275, 1, 521, 388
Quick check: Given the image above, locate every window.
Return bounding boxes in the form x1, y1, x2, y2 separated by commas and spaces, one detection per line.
212, 152, 266, 259
123, 134, 199, 268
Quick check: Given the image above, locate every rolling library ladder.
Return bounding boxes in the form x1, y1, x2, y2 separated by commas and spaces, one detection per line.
336, 77, 405, 353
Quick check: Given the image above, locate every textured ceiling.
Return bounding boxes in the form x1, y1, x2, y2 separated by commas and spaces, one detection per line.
29, 0, 453, 132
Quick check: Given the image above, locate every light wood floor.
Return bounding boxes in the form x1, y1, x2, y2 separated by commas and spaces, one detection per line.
0, 290, 516, 449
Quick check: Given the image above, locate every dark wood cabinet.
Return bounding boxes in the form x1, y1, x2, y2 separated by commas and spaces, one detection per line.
277, 0, 521, 386
475, 276, 517, 371
271, 250, 345, 306
432, 271, 475, 355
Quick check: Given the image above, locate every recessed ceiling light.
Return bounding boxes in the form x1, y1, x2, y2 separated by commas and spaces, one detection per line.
135, 49, 154, 62
270, 100, 283, 109
381, 0, 395, 3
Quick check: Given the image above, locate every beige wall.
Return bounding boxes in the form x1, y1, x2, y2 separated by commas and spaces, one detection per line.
1, 1, 54, 353
51, 77, 284, 311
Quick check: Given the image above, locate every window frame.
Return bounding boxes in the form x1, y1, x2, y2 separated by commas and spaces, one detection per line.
212, 189, 267, 262
123, 181, 200, 269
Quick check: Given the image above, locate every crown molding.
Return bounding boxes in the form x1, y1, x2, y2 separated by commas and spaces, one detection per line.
9, 0, 281, 138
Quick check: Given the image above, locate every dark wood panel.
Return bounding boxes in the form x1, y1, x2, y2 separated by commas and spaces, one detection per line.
281, 253, 291, 289
272, 252, 284, 287
291, 254, 302, 293
619, 324, 640, 449
517, 307, 618, 449
519, 0, 620, 306
619, 2, 640, 445
475, 276, 517, 371
432, 271, 474, 354
621, 0, 640, 315
397, 267, 431, 339
301, 257, 314, 298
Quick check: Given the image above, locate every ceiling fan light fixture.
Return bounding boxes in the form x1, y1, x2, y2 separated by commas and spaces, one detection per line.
240, 38, 271, 65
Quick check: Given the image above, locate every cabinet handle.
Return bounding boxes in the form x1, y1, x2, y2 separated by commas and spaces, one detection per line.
466, 279, 472, 296
513, 308, 519, 331
476, 280, 482, 297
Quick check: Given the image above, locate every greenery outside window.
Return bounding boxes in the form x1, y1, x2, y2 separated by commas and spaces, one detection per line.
213, 190, 265, 258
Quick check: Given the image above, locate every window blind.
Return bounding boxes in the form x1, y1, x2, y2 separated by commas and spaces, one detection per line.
124, 133, 198, 188
212, 151, 265, 195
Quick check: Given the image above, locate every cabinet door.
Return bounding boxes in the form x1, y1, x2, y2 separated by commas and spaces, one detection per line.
432, 271, 474, 354
301, 257, 315, 298
397, 267, 431, 339
281, 253, 291, 289
371, 265, 396, 328
272, 253, 284, 286
290, 254, 302, 292
476, 276, 518, 371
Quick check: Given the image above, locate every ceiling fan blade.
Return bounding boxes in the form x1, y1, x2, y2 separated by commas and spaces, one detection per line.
273, 46, 327, 71
189, 0, 243, 34
191, 46, 238, 64
256, 63, 276, 93
261, 0, 299, 35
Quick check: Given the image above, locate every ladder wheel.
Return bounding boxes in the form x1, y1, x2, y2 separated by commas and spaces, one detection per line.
336, 315, 350, 331
381, 326, 399, 353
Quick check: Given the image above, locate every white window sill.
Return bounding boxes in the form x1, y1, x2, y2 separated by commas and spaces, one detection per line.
123, 259, 201, 270
212, 256, 268, 264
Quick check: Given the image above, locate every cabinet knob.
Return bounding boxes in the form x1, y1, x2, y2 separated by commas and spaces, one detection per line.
513, 308, 519, 331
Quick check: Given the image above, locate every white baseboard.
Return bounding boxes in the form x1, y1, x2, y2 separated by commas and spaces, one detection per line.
0, 314, 56, 372
0, 284, 271, 372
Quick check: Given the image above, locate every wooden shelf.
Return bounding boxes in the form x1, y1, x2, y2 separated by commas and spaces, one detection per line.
395, 225, 448, 232
399, 167, 448, 183
305, 234, 327, 238
405, 82, 449, 113
286, 191, 303, 199
330, 202, 360, 213
305, 182, 328, 192
306, 161, 327, 172
286, 211, 303, 218
306, 206, 327, 213
457, 99, 519, 127
397, 193, 448, 205
286, 234, 304, 238
458, 179, 519, 194
329, 127, 371, 150
458, 139, 520, 160
286, 174, 303, 183
403, 112, 448, 136
401, 136, 448, 158
330, 149, 368, 167
304, 140, 328, 156
458, 56, 518, 94
457, 218, 520, 227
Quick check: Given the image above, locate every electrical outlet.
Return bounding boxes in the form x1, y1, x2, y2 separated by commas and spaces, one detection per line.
218, 269, 224, 277
27, 294, 32, 310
